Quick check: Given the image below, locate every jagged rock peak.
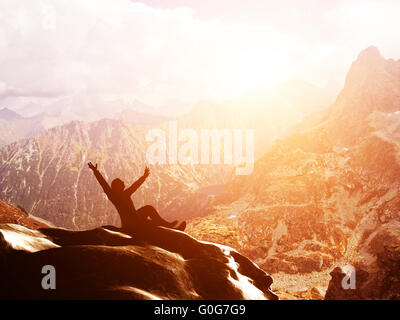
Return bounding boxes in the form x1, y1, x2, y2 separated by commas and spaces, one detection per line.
356, 45, 383, 61
336, 45, 400, 114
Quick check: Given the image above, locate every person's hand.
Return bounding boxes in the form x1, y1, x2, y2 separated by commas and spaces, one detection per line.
143, 166, 150, 178
88, 162, 98, 171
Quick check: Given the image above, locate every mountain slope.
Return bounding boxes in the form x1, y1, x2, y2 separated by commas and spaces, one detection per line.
0, 76, 336, 229
187, 46, 400, 299
0, 200, 51, 229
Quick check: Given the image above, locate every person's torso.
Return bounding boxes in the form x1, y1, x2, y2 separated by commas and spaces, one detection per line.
109, 192, 137, 226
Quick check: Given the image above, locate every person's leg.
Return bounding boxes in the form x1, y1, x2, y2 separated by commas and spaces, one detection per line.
136, 205, 177, 228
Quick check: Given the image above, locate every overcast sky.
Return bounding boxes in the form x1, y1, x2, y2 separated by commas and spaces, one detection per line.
0, 0, 399, 112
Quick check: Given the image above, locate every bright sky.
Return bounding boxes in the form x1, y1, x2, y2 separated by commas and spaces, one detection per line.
0, 0, 399, 111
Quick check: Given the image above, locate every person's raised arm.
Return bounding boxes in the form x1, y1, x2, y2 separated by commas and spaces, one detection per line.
124, 166, 150, 196
88, 162, 112, 196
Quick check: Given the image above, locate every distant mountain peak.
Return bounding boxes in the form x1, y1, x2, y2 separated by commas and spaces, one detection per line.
339, 45, 399, 109
356, 45, 383, 61
0, 107, 22, 120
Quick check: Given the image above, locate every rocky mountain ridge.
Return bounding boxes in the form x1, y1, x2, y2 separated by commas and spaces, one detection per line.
187, 46, 400, 299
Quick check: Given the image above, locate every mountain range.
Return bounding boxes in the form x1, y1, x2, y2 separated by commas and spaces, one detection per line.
0, 79, 336, 147
0, 78, 334, 228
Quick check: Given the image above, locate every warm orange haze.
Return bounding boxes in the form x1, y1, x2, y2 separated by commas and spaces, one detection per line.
1, 0, 400, 304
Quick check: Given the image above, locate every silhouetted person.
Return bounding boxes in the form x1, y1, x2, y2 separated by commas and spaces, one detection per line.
88, 162, 186, 232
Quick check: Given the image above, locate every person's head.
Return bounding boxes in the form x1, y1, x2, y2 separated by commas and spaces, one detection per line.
111, 178, 125, 193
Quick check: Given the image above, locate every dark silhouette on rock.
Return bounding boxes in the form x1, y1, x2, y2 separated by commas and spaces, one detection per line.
324, 267, 369, 300
0, 222, 278, 300
88, 162, 185, 232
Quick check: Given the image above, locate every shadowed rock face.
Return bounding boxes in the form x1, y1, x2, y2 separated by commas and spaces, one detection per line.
325, 224, 400, 300
0, 223, 278, 300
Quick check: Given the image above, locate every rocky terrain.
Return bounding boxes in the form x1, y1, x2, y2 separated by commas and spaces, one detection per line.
325, 235, 400, 300
187, 46, 400, 299
0, 217, 278, 300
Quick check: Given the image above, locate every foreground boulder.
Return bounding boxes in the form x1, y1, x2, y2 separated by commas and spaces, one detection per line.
0, 223, 278, 300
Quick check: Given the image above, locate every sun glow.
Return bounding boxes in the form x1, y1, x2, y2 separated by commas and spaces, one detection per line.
228, 51, 289, 95
211, 33, 295, 99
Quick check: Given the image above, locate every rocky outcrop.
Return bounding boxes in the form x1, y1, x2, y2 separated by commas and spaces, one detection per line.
0, 200, 51, 229
0, 222, 278, 300
325, 224, 400, 300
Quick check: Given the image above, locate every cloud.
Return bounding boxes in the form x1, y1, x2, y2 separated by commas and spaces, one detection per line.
0, 82, 6, 95
0, 0, 303, 108
0, 0, 399, 114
